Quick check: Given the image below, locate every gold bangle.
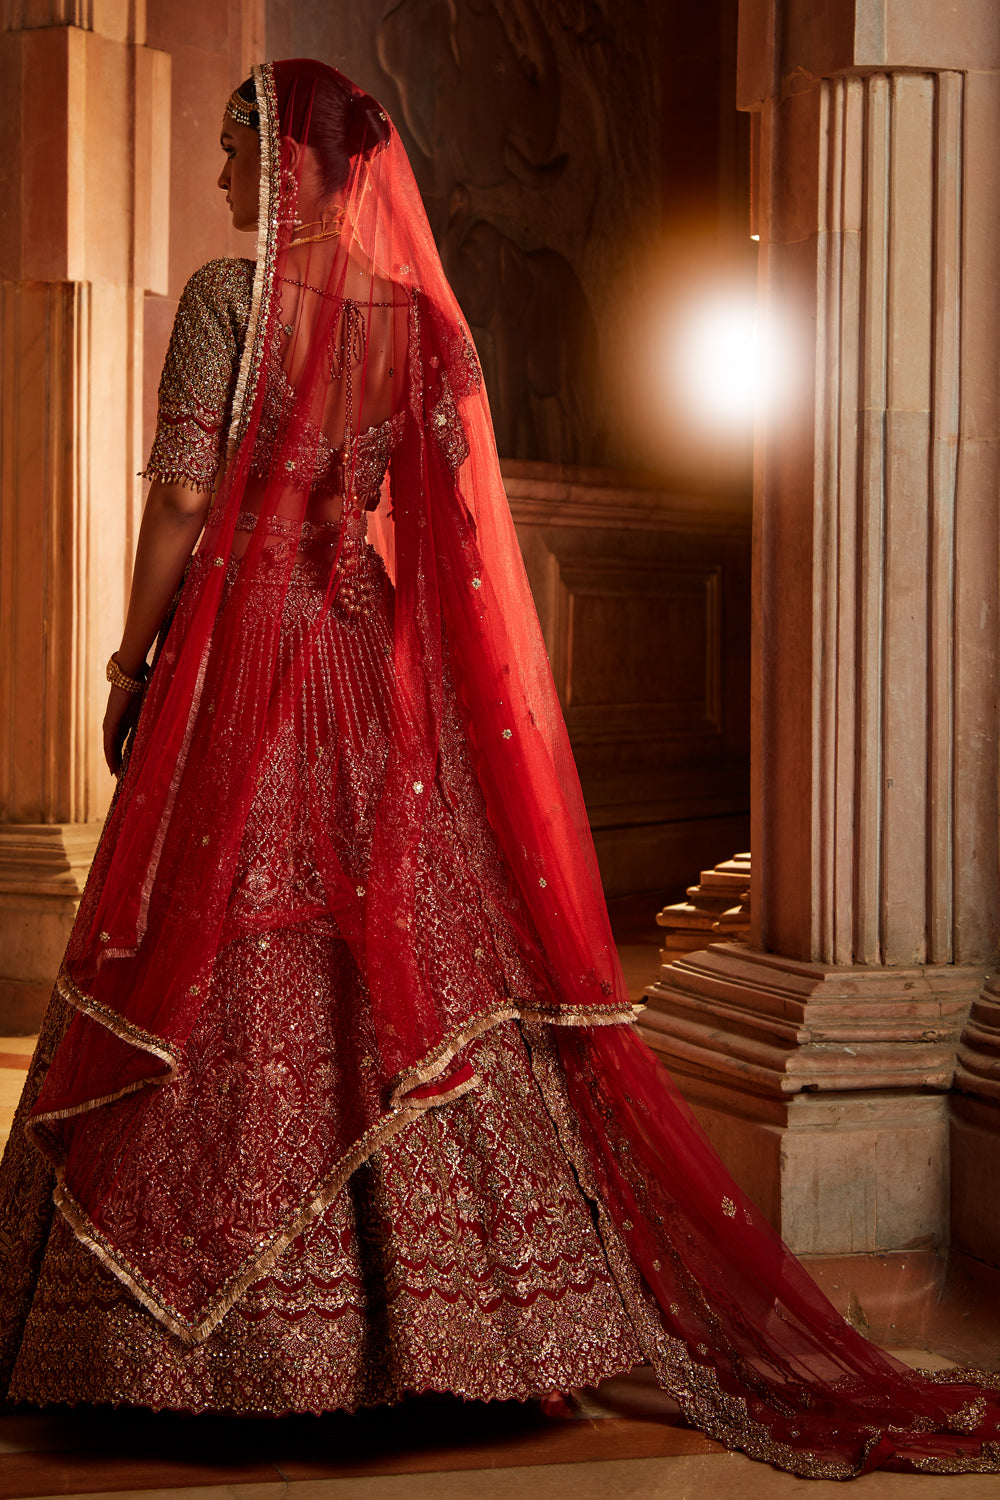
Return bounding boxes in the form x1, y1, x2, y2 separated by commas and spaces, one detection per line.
106, 654, 148, 694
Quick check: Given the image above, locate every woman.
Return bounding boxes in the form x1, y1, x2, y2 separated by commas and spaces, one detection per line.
0, 58, 998, 1476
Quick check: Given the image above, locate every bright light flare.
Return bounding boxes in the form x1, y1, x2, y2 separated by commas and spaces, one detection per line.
619, 266, 793, 475
669, 293, 767, 430
691, 299, 759, 424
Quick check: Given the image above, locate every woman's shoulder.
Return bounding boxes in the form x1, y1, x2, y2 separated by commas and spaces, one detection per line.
178, 258, 255, 323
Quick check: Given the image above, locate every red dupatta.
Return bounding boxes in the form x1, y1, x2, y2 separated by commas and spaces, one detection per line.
24, 58, 1000, 1479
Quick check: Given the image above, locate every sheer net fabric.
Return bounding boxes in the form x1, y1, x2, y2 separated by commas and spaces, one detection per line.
2, 57, 1000, 1477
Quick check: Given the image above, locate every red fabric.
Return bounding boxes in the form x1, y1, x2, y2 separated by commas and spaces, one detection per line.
559, 1025, 1000, 1474
33, 61, 627, 1123
28, 60, 628, 1331
22, 58, 1000, 1475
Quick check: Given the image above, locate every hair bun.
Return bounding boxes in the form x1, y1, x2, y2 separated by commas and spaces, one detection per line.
346, 90, 390, 159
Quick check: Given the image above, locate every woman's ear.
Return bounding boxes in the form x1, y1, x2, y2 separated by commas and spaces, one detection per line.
281, 135, 304, 177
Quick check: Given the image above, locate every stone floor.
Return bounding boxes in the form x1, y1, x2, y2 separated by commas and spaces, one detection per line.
3, 905, 1000, 1498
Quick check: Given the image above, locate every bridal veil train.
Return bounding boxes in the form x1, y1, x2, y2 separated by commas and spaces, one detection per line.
0, 58, 999, 1479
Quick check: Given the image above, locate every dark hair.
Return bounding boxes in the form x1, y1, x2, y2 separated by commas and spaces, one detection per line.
234, 64, 390, 196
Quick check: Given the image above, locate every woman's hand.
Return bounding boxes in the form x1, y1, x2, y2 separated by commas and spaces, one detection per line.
103, 683, 144, 777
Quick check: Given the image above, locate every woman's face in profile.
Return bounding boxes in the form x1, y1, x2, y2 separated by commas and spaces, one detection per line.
218, 118, 261, 233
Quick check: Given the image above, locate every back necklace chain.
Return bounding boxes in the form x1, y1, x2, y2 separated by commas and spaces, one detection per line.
279, 274, 397, 303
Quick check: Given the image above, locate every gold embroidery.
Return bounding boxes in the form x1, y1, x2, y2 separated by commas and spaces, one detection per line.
143, 259, 255, 493
3, 1022, 647, 1411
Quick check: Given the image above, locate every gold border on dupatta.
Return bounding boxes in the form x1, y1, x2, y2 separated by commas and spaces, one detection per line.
227, 60, 278, 453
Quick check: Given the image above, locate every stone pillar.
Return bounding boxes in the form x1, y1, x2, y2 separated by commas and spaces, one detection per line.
642, 0, 1000, 1255
0, 10, 171, 1030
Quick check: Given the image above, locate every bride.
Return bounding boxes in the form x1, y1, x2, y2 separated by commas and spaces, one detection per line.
0, 57, 998, 1478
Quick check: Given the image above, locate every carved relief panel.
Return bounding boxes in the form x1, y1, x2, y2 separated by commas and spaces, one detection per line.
509, 469, 750, 895
552, 557, 723, 748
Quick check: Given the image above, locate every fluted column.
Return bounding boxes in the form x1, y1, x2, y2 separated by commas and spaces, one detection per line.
642, 1, 1000, 1255
0, 9, 171, 1029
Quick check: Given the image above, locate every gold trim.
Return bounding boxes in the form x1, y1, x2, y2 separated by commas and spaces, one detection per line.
24, 970, 178, 1138
389, 1000, 634, 1107
35, 990, 629, 1345
134, 637, 211, 945
139, 466, 217, 494
46, 1079, 474, 1346
227, 61, 277, 454
55, 969, 179, 1067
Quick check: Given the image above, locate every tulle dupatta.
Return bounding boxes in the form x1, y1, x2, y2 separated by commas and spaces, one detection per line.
21, 57, 1000, 1477
554, 1025, 1000, 1475
32, 62, 630, 1114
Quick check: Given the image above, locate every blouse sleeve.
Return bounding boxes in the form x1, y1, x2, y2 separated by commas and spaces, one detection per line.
143, 258, 254, 493
418, 294, 482, 479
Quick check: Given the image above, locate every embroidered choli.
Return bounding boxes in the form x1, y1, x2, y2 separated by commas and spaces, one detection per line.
144, 259, 410, 504
143, 259, 253, 493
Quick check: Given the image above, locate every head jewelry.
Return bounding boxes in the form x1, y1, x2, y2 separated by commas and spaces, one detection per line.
225, 87, 258, 129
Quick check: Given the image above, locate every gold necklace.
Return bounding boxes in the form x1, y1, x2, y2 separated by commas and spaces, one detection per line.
288, 209, 345, 249
287, 226, 343, 248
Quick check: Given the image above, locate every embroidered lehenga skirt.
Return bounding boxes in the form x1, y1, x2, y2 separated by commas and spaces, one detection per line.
0, 531, 663, 1413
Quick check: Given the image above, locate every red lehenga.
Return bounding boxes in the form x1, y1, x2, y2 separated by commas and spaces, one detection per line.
2, 59, 1000, 1478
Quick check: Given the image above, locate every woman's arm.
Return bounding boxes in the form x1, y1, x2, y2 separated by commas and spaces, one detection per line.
103, 480, 212, 775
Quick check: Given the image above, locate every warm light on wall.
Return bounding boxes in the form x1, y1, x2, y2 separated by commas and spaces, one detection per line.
611, 249, 776, 481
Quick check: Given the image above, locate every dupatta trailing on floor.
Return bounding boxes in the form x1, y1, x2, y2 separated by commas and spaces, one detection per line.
22, 58, 1000, 1477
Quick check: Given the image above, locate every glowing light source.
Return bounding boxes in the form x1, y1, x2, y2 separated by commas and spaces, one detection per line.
692, 299, 757, 424
658, 292, 767, 431
622, 263, 790, 473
